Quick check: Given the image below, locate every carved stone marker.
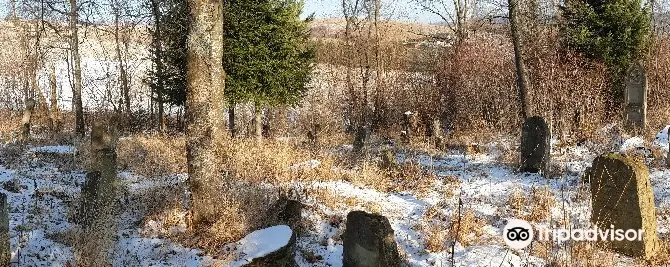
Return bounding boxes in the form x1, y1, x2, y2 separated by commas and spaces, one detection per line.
343, 211, 401, 267
307, 123, 321, 146
625, 62, 647, 130
75, 121, 120, 266
520, 116, 550, 175
353, 126, 369, 153
402, 111, 417, 144
0, 193, 8, 266
236, 225, 296, 267
583, 153, 660, 259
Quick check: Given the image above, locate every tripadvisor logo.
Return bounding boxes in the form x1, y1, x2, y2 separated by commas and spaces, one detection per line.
503, 219, 646, 249
503, 219, 534, 249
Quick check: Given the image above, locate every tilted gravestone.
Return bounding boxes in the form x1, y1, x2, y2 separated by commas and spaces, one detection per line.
520, 116, 550, 175
625, 62, 647, 130
343, 211, 401, 267
75, 122, 120, 267
583, 153, 660, 259
0, 193, 8, 266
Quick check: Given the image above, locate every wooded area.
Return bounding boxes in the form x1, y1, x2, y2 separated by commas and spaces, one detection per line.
0, 0, 670, 266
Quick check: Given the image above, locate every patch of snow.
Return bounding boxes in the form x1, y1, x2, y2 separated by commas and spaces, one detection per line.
28, 146, 76, 154
291, 160, 321, 170
454, 245, 544, 266
654, 125, 670, 153
232, 225, 293, 267
620, 136, 645, 152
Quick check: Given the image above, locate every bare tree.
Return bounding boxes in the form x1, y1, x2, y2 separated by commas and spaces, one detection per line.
10, 0, 18, 20
49, 64, 62, 132
413, 0, 475, 43
111, 0, 131, 115
342, 0, 364, 132
185, 0, 225, 225
150, 0, 166, 132
69, 0, 85, 136
508, 0, 531, 120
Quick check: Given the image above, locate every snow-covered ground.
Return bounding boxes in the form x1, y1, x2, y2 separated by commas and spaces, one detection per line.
2, 126, 670, 266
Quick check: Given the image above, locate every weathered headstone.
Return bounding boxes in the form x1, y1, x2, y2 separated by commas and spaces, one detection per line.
353, 126, 369, 153
625, 62, 647, 130
583, 153, 660, 259
0, 193, 9, 266
401, 111, 417, 144
21, 98, 36, 141
307, 123, 321, 146
379, 149, 397, 170
343, 211, 401, 267
268, 197, 303, 236
238, 225, 297, 267
75, 121, 120, 267
520, 116, 551, 175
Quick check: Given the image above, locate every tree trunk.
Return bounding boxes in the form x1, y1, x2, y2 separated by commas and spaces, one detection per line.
69, 0, 85, 137
123, 38, 131, 114
185, 0, 225, 225
342, 0, 358, 133
113, 1, 131, 115
10, 0, 17, 19
49, 65, 61, 132
373, 0, 385, 130
150, 0, 166, 133
508, 0, 531, 121
228, 104, 236, 138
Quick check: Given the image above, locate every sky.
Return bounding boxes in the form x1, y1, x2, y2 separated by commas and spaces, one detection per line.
0, 0, 444, 24
302, 0, 444, 23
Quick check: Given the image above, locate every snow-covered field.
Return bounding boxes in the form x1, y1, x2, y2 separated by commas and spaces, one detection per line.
2, 126, 670, 266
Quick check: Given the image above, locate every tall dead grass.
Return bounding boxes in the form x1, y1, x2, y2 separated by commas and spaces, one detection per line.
438, 34, 610, 139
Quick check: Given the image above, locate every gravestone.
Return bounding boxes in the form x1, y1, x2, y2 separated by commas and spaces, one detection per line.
0, 193, 8, 266
379, 149, 397, 170
625, 62, 647, 130
402, 111, 417, 144
583, 153, 660, 259
353, 126, 369, 153
21, 98, 35, 141
75, 121, 120, 267
343, 211, 401, 267
238, 225, 297, 267
307, 123, 321, 146
520, 116, 550, 175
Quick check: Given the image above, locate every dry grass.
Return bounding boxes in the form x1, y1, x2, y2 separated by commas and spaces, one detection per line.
539, 241, 616, 267
0, 110, 21, 141
116, 135, 187, 177
505, 186, 556, 223
421, 204, 486, 252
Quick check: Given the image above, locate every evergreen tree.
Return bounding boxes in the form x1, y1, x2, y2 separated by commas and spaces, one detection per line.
147, 0, 189, 107
223, 0, 315, 137
560, 0, 651, 107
